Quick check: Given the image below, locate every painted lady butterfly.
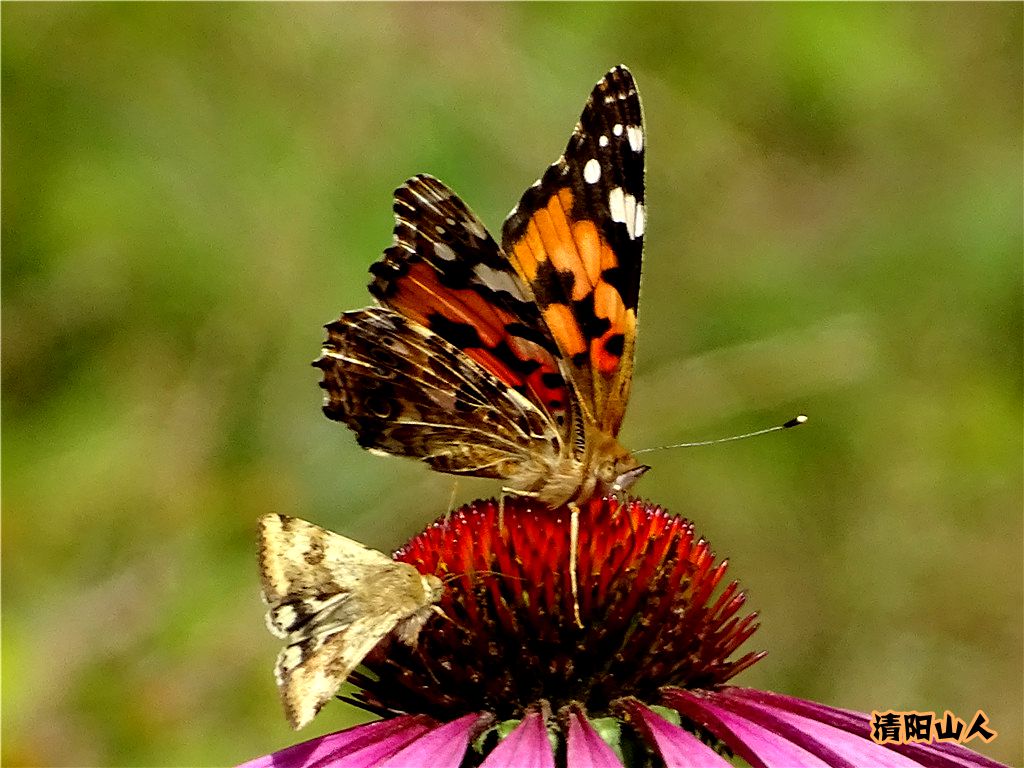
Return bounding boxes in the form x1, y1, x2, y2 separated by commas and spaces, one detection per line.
314, 65, 648, 509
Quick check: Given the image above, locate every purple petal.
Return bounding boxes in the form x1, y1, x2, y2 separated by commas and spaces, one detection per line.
236, 715, 433, 768
619, 699, 732, 768
565, 705, 625, 768
480, 709, 555, 768
665, 689, 833, 768
667, 688, 917, 768
721, 688, 1010, 768
377, 714, 482, 768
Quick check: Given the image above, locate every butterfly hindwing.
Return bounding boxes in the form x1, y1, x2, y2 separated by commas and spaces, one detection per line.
313, 307, 561, 485
502, 65, 644, 436
369, 174, 572, 434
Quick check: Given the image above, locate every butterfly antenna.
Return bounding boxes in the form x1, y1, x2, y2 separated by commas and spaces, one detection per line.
633, 414, 808, 455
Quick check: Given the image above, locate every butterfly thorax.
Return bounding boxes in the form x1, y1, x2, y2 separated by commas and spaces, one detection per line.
532, 430, 645, 507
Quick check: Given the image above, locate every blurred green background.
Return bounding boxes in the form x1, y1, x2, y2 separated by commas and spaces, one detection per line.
3, 4, 1020, 766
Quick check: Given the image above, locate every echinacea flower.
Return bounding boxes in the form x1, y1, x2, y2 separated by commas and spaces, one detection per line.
240, 497, 1007, 768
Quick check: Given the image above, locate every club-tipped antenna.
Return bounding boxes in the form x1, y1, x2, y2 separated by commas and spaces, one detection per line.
633, 414, 807, 455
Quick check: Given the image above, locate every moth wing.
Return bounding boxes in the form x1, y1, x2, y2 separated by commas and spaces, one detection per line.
501, 65, 644, 436
313, 307, 560, 483
258, 513, 397, 634
275, 613, 404, 730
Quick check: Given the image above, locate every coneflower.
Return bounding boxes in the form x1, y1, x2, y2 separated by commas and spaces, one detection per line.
239, 497, 1006, 768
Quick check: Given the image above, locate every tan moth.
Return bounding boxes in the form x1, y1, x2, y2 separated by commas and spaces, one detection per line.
257, 513, 444, 730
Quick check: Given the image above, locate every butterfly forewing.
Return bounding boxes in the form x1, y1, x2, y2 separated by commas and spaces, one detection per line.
502, 65, 644, 436
369, 174, 572, 433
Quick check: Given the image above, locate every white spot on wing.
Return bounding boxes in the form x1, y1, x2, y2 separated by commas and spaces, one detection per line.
608, 187, 641, 240
635, 203, 646, 238
473, 263, 529, 300
278, 645, 303, 675
626, 125, 643, 152
609, 187, 625, 223
613, 123, 623, 136
276, 605, 298, 628
434, 242, 456, 261
462, 217, 487, 240
583, 158, 601, 184
599, 135, 609, 148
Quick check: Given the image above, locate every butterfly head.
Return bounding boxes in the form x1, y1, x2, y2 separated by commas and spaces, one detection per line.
590, 435, 650, 499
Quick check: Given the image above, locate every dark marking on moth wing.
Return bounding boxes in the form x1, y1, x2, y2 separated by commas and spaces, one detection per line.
305, 539, 327, 567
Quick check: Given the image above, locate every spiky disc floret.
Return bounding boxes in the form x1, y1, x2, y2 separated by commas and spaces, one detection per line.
348, 496, 763, 720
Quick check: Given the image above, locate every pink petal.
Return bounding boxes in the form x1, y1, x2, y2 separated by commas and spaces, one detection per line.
621, 700, 732, 768
669, 688, 911, 768
480, 709, 555, 768
565, 705, 625, 768
722, 688, 1008, 768
663, 689, 836, 768
236, 715, 433, 768
377, 714, 482, 768
711, 689, 924, 767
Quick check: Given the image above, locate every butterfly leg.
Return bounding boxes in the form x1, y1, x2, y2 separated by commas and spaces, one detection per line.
429, 604, 466, 633
568, 501, 583, 629
445, 479, 460, 520
499, 486, 538, 532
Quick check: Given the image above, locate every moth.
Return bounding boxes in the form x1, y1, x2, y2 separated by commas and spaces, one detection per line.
314, 65, 650, 509
257, 513, 444, 729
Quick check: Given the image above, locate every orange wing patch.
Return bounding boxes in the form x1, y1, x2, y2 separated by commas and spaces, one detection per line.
502, 65, 644, 438
507, 185, 636, 425
541, 303, 587, 358
381, 260, 569, 419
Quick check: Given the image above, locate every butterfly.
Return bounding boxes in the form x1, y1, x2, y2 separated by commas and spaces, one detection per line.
314, 65, 649, 509
257, 513, 443, 730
